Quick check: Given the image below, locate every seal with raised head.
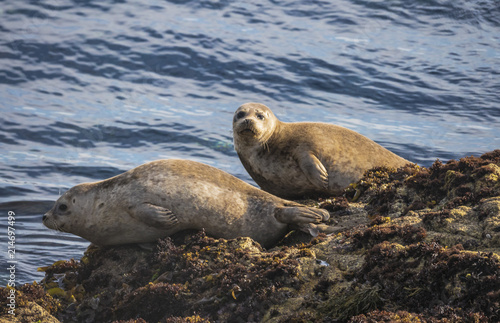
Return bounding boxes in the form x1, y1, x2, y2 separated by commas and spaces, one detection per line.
43, 159, 331, 247
233, 102, 410, 199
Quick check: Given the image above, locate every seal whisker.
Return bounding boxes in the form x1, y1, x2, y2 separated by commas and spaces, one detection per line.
47, 219, 64, 232
261, 141, 270, 152
53, 220, 65, 232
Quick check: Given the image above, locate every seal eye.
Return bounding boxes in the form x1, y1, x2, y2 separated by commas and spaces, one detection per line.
236, 111, 246, 119
58, 204, 68, 212
256, 113, 265, 120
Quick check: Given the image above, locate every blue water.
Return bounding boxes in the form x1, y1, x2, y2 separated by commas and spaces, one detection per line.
1, 0, 499, 285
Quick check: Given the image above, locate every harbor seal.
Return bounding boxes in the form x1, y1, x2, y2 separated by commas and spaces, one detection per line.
233, 102, 410, 199
43, 159, 331, 248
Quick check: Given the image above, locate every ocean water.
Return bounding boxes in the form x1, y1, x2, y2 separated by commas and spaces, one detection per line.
1, 0, 499, 285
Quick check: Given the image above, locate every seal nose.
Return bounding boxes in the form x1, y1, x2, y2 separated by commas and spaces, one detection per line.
243, 118, 254, 127
42, 215, 47, 221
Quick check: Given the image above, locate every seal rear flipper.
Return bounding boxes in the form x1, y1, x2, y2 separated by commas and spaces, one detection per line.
297, 151, 329, 190
129, 202, 179, 228
275, 206, 329, 224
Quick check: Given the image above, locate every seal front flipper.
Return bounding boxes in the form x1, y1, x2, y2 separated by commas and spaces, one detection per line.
297, 151, 329, 190
129, 202, 179, 228
275, 206, 329, 225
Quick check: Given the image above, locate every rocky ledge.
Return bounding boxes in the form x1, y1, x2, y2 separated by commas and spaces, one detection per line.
1, 150, 500, 322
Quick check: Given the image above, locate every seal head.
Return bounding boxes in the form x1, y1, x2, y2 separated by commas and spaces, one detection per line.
233, 102, 278, 149
43, 184, 96, 239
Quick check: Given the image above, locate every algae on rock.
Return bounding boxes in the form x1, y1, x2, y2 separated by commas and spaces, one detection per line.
1, 150, 500, 322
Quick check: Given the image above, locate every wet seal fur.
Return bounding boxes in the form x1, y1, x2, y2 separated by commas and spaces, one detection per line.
233, 102, 411, 199
43, 159, 332, 247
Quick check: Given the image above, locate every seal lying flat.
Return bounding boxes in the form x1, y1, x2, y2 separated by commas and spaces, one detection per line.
43, 159, 331, 247
233, 102, 410, 199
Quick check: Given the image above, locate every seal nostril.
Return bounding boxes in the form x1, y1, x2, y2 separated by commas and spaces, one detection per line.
42, 215, 47, 221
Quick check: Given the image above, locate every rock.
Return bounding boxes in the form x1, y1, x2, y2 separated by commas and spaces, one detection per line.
1, 150, 499, 322
0, 302, 61, 323
0, 283, 61, 323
